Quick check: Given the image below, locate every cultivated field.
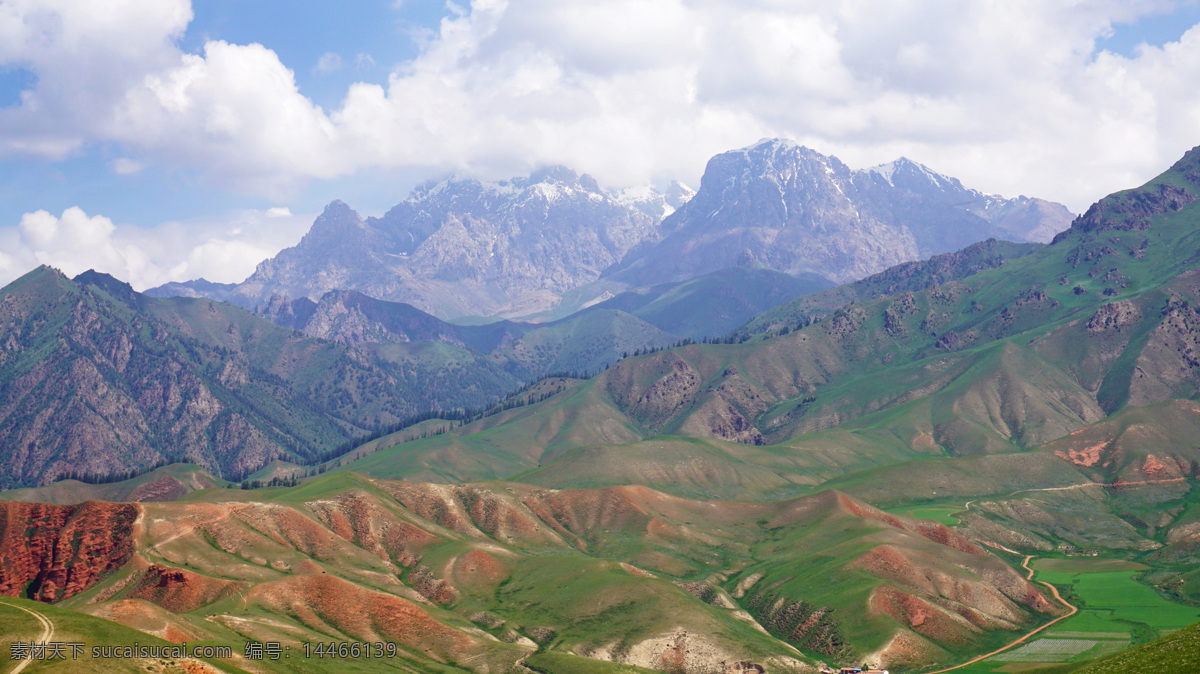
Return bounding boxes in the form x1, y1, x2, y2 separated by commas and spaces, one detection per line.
951, 558, 1200, 673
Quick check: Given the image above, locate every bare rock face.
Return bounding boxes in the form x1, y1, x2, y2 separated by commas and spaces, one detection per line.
152, 142, 1069, 321
229, 169, 676, 319
606, 141, 1073, 288
0, 500, 138, 601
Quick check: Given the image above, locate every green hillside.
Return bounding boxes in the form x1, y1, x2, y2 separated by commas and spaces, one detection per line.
343, 145, 1200, 484
1077, 619, 1200, 673
585, 267, 833, 339
734, 238, 1042, 339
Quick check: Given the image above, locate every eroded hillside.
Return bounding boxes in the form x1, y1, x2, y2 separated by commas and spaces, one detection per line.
0, 474, 1064, 672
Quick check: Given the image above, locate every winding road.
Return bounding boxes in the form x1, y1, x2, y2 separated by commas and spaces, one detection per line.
963, 477, 1188, 513
926, 555, 1078, 673
0, 599, 55, 674
924, 477, 1161, 674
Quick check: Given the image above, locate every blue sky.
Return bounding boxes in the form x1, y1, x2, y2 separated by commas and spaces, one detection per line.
4, 0, 1200, 289
0, 1, 452, 227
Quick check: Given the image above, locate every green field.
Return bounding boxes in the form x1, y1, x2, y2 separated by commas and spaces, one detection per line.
1030, 559, 1147, 574
885, 504, 964, 526
951, 559, 1200, 673
1039, 570, 1200, 637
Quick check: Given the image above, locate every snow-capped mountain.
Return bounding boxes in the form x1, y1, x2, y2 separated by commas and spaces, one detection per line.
151, 141, 1072, 318
162, 168, 686, 318
864, 157, 1073, 244
603, 139, 1072, 287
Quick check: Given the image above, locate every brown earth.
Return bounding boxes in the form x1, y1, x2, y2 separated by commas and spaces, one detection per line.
869, 585, 978, 643
245, 573, 514, 667
0, 479, 1061, 672
83, 598, 204, 643
0, 500, 138, 601
452, 548, 509, 590
127, 563, 247, 614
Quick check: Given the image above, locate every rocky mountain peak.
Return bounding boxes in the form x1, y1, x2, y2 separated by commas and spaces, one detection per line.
694, 140, 854, 207
858, 158, 1075, 243
528, 164, 583, 186
74, 270, 139, 303
663, 180, 696, 209
161, 166, 675, 318
299, 200, 368, 247
865, 157, 961, 194
605, 139, 1071, 287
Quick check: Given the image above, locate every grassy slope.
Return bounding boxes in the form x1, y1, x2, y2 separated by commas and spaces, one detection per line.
13, 472, 1076, 671
585, 267, 834, 339
0, 596, 251, 673
1077, 619, 1200, 673
734, 239, 1043, 339
0, 464, 227, 505
329, 148, 1200, 506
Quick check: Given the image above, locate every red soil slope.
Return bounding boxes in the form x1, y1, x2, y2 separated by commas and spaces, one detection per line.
0, 500, 137, 601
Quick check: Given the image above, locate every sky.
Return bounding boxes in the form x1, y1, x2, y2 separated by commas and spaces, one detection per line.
4, 0, 1200, 290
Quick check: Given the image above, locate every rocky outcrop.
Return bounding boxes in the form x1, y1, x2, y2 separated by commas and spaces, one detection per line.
1054, 183, 1198, 244
0, 500, 137, 601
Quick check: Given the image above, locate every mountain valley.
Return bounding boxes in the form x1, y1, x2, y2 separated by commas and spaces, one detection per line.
5, 143, 1200, 673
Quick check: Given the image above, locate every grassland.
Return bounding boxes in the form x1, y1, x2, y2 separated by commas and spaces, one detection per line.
523, 650, 661, 672
947, 556, 1200, 674
885, 504, 965, 526
0, 597, 250, 673
1076, 619, 1200, 673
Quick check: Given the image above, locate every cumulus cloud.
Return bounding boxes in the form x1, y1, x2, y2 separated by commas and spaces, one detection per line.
0, 206, 312, 290
0, 0, 192, 157
3, 0, 1200, 209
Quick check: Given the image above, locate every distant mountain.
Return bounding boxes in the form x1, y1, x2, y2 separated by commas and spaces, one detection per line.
255, 289, 678, 380
339, 144, 1200, 491
0, 268, 519, 488
165, 168, 690, 319
864, 157, 1074, 243
604, 139, 1073, 288
151, 143, 1068, 321
143, 277, 238, 303
253, 267, 835, 371
257, 289, 534, 352
0, 265, 709, 488
582, 267, 834, 340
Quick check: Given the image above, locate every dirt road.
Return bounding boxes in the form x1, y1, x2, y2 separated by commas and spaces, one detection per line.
926, 555, 1078, 673
1, 599, 55, 674
963, 478, 1188, 513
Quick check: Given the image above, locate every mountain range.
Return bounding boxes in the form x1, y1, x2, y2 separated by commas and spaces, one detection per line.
149, 140, 1071, 321
601, 140, 1070, 289
8, 142, 1200, 673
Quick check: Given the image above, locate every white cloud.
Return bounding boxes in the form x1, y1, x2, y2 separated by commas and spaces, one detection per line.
0, 0, 191, 158
3, 0, 1200, 210
0, 206, 312, 290
314, 51, 343, 74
